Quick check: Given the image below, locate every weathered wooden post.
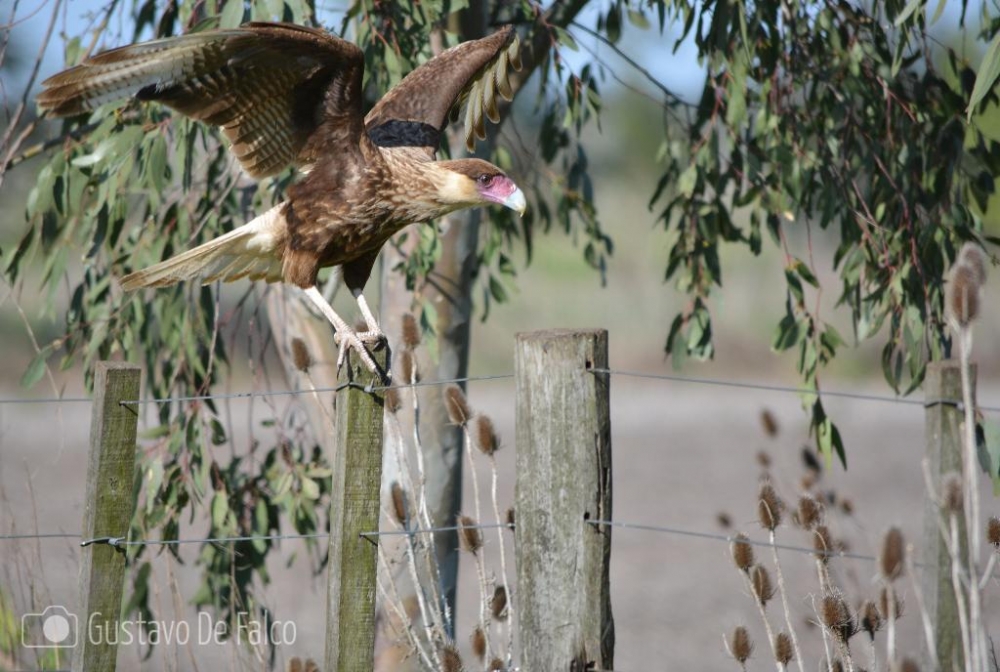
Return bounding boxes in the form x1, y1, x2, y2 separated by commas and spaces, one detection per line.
72, 362, 141, 672
923, 360, 973, 672
515, 329, 614, 671
324, 347, 389, 672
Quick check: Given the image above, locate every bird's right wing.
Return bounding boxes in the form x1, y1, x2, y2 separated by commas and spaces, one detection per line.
37, 22, 365, 178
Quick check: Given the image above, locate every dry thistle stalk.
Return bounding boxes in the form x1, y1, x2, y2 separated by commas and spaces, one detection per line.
943, 472, 964, 513
471, 626, 487, 661
475, 415, 499, 456
757, 482, 783, 531
399, 349, 419, 383
774, 632, 794, 667
989, 516, 1000, 547
729, 626, 754, 664
947, 261, 983, 327
879, 586, 904, 620
491, 584, 508, 620
756, 450, 772, 468
879, 526, 905, 581
860, 599, 883, 640
440, 644, 463, 672
384, 386, 402, 414
731, 533, 755, 573
390, 481, 408, 527
401, 312, 420, 349
893, 658, 921, 672
751, 564, 775, 606
797, 496, 823, 530
821, 594, 856, 643
760, 409, 779, 437
458, 515, 482, 554
290, 338, 311, 372
443, 384, 472, 425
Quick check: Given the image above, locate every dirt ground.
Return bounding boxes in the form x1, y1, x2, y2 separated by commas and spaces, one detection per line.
3, 369, 1000, 671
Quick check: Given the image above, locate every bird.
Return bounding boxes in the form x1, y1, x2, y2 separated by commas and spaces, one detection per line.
37, 21, 526, 377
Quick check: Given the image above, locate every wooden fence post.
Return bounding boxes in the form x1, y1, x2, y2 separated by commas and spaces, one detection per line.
72, 362, 141, 672
324, 347, 389, 672
923, 360, 974, 672
515, 329, 614, 671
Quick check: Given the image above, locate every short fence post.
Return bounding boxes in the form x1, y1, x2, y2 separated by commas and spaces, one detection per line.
515, 329, 614, 670
923, 360, 974, 672
324, 347, 389, 672
72, 362, 141, 672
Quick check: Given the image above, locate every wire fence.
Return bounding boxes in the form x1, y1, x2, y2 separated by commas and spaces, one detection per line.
0, 518, 912, 568
2, 367, 998, 412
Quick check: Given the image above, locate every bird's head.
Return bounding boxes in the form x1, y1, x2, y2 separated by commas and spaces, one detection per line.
435, 158, 526, 217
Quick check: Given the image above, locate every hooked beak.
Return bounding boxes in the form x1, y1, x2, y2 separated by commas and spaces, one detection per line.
502, 187, 527, 217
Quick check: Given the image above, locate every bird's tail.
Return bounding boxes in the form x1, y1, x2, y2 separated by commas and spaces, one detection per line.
120, 204, 286, 291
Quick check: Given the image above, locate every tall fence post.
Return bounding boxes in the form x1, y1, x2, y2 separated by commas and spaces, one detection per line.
515, 329, 614, 671
324, 347, 389, 672
72, 361, 141, 672
923, 360, 974, 672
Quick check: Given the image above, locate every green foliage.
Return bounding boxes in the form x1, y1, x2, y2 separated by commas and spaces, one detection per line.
650, 0, 999, 466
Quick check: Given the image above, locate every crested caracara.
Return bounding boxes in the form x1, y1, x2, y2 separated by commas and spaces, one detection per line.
38, 22, 526, 376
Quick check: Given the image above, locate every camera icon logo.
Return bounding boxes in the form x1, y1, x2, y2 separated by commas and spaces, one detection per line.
22, 605, 78, 648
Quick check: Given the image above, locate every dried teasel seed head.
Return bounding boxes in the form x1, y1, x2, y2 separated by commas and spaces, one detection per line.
731, 533, 755, 573
893, 658, 921, 672
943, 472, 964, 513
291, 338, 311, 372
879, 586, 904, 620
399, 349, 420, 383
860, 599, 883, 640
751, 564, 775, 606
401, 312, 421, 349
471, 626, 487, 661
729, 626, 754, 663
757, 483, 783, 531
879, 526, 905, 581
487, 658, 504, 671
475, 415, 499, 456
384, 386, 402, 414
948, 263, 981, 327
491, 584, 508, 620
390, 481, 408, 526
443, 384, 472, 425
774, 632, 794, 666
458, 515, 482, 554
821, 594, 856, 643
761, 409, 779, 438
756, 450, 773, 468
813, 525, 833, 563
797, 496, 823, 530
988, 516, 1000, 547
958, 241, 988, 287
440, 644, 463, 672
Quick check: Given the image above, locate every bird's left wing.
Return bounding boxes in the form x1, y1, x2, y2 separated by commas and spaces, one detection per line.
363, 26, 521, 156
38, 22, 364, 178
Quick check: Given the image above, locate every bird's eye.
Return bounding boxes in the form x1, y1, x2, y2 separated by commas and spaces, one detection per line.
477, 174, 494, 186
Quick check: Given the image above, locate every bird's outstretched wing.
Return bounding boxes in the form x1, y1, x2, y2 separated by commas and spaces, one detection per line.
364, 26, 521, 156
37, 22, 364, 178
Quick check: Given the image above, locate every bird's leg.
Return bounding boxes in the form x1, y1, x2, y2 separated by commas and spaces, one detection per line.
352, 289, 386, 345
302, 286, 384, 377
